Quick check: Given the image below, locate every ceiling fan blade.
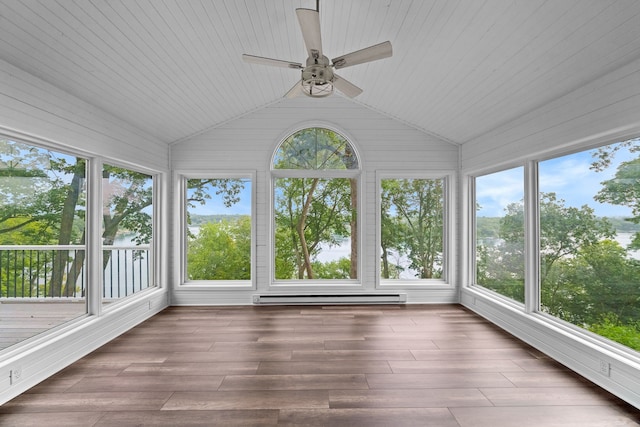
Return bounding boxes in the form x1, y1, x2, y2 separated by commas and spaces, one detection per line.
242, 54, 302, 69
333, 74, 363, 98
284, 81, 303, 98
332, 41, 392, 70
296, 8, 323, 58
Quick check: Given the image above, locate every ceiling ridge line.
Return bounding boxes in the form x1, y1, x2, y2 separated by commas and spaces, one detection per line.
168, 97, 288, 146
341, 94, 461, 146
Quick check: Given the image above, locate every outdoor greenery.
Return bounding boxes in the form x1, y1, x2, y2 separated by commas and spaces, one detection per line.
0, 139, 153, 298
185, 130, 446, 282
380, 178, 444, 279
476, 139, 640, 351
4, 129, 638, 353
185, 178, 252, 281
273, 128, 357, 280
187, 216, 251, 280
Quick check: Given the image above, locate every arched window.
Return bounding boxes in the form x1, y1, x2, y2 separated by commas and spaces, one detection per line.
273, 128, 358, 170
272, 127, 360, 282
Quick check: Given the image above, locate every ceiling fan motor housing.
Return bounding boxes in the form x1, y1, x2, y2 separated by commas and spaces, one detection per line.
301, 54, 334, 97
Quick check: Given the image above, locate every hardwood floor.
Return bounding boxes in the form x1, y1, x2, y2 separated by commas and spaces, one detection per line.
1, 304, 638, 426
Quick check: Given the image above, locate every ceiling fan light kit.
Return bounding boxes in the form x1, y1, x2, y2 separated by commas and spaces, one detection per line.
242, 2, 392, 99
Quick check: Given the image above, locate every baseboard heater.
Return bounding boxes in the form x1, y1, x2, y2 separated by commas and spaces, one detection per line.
252, 293, 407, 305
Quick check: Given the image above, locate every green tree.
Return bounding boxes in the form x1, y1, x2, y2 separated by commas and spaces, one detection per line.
538, 193, 614, 287
380, 178, 444, 279
577, 240, 640, 325
273, 128, 358, 280
593, 141, 640, 249
0, 139, 155, 297
312, 258, 351, 279
275, 177, 353, 279
187, 217, 251, 280
380, 180, 404, 279
0, 140, 86, 297
484, 193, 613, 305
475, 201, 525, 302
586, 137, 640, 348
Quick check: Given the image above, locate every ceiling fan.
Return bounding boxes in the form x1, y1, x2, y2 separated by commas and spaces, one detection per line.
242, 1, 392, 98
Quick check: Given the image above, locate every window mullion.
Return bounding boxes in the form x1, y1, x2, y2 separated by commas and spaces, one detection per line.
524, 161, 540, 314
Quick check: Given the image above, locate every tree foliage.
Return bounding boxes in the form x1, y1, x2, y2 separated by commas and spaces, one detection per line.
380, 178, 444, 279
274, 177, 354, 279
593, 139, 640, 249
477, 138, 640, 350
187, 217, 251, 280
0, 139, 153, 297
272, 128, 357, 280
476, 202, 525, 302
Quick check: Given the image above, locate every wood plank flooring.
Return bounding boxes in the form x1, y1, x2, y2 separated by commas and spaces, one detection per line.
0, 302, 86, 351
1, 304, 639, 426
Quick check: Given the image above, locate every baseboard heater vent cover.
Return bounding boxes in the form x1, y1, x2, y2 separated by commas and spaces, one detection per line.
252, 293, 407, 305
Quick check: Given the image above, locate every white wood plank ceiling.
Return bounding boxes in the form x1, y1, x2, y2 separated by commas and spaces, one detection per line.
1, 0, 640, 145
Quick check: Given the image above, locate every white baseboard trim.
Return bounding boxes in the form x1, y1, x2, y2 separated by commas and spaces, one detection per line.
252, 293, 406, 304
170, 288, 458, 305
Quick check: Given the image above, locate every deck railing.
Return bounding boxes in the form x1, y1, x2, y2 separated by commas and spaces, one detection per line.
0, 245, 150, 300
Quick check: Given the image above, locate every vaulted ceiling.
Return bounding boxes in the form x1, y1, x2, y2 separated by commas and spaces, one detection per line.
2, 0, 640, 145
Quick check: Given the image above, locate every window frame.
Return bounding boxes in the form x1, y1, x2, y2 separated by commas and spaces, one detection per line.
376, 171, 456, 289
470, 165, 527, 305
466, 139, 640, 358
0, 136, 90, 307
0, 131, 166, 357
269, 125, 363, 288
99, 159, 161, 307
178, 170, 256, 290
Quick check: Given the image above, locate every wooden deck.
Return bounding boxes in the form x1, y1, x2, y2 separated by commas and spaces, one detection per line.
0, 301, 86, 351
1, 304, 638, 426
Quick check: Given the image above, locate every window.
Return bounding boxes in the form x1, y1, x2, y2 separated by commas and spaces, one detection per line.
184, 176, 253, 284
475, 167, 525, 303
539, 139, 640, 351
272, 127, 359, 281
0, 137, 87, 350
379, 176, 445, 282
102, 163, 154, 303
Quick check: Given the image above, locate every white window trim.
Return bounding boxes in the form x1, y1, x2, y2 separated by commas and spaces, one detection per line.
99, 160, 162, 307
468, 164, 526, 305
464, 140, 640, 359
269, 171, 363, 288
375, 170, 456, 289
177, 170, 256, 290
269, 126, 363, 288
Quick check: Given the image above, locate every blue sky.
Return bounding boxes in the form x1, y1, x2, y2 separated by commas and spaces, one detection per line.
186, 144, 637, 219
477, 143, 635, 218
188, 180, 252, 216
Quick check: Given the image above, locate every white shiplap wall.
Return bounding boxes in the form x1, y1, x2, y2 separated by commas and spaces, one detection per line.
459, 57, 640, 409
0, 58, 170, 405
461, 56, 640, 171
0, 59, 168, 170
171, 95, 459, 305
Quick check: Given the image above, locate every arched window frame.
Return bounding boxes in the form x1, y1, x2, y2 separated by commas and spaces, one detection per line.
269, 124, 363, 287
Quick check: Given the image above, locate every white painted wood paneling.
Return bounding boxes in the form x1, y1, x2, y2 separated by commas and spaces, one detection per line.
0, 58, 168, 169
0, 58, 171, 405
171, 95, 458, 304
461, 56, 640, 172
458, 56, 640, 411
3, 1, 640, 145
